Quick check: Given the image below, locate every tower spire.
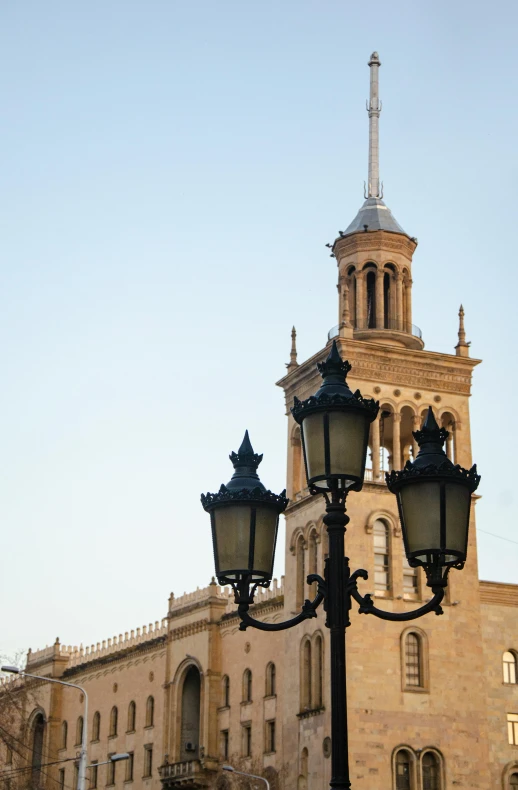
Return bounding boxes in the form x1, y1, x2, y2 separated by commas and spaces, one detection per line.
287, 326, 298, 371
366, 52, 382, 199
455, 304, 470, 357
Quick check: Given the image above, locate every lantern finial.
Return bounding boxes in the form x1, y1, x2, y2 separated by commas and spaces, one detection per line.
412, 408, 450, 469
227, 432, 264, 489
317, 340, 352, 381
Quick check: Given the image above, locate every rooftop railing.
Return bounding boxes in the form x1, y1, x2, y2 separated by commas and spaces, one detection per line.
327, 319, 422, 341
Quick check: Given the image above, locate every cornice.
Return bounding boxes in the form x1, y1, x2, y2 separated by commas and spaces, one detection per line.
333, 231, 417, 261
278, 338, 481, 406
62, 635, 167, 677
169, 619, 210, 641
479, 581, 518, 608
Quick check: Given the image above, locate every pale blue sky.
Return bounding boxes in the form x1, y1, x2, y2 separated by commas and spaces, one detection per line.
1, 1, 516, 656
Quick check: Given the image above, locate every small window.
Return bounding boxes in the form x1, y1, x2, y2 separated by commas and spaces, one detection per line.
92, 712, 100, 742
265, 720, 276, 754
6, 746, 13, 765
127, 702, 136, 733
109, 706, 118, 738
61, 721, 68, 750
504, 652, 517, 684
145, 696, 154, 728
422, 752, 440, 790
222, 675, 230, 707
395, 749, 412, 790
313, 634, 323, 709
404, 633, 422, 688
221, 730, 229, 760
74, 763, 79, 789
242, 724, 252, 757
266, 663, 276, 697
59, 769, 65, 790
243, 669, 252, 703
295, 534, 306, 608
89, 762, 98, 790
125, 752, 134, 782
373, 519, 390, 594
301, 638, 312, 711
143, 745, 153, 778
508, 714, 518, 745
75, 716, 84, 747
403, 557, 419, 599
107, 755, 116, 786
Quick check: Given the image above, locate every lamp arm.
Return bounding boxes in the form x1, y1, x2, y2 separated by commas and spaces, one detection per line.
349, 578, 445, 621
237, 574, 326, 632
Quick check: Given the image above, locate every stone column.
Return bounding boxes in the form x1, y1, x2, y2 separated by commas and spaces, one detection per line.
446, 425, 454, 462
405, 278, 413, 329
396, 273, 403, 331
390, 274, 396, 328
375, 269, 384, 328
372, 413, 381, 480
392, 413, 402, 470
412, 414, 420, 459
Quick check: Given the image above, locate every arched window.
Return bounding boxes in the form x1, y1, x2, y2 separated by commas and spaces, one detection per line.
404, 633, 423, 689
127, 702, 136, 732
292, 428, 305, 497
145, 696, 154, 728
373, 519, 390, 594
180, 666, 201, 761
301, 638, 312, 711
109, 706, 118, 737
61, 720, 67, 749
92, 711, 101, 741
308, 529, 318, 597
366, 270, 376, 328
504, 652, 517, 684
295, 534, 306, 609
395, 749, 413, 790
266, 663, 276, 697
31, 713, 46, 785
510, 773, 518, 789
243, 669, 252, 703
422, 752, 440, 790
313, 634, 323, 709
75, 716, 83, 746
222, 675, 230, 707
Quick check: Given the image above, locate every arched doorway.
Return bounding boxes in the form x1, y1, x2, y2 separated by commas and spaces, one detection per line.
180, 666, 201, 761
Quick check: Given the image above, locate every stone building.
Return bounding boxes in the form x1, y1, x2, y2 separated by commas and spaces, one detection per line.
2, 53, 518, 790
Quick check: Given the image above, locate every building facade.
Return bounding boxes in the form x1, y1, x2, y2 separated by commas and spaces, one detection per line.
2, 53, 518, 790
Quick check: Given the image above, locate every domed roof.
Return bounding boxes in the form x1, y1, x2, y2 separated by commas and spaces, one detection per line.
342, 197, 408, 237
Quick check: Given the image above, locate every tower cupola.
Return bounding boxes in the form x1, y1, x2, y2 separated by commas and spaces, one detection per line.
331, 53, 422, 350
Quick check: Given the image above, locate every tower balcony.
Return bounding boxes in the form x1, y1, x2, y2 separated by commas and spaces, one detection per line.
328, 319, 423, 350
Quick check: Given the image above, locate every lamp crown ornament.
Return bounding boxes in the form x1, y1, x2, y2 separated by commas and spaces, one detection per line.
316, 340, 353, 391
412, 407, 450, 468
228, 430, 264, 487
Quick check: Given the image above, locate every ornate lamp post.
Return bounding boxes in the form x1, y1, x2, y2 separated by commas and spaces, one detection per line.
201, 340, 480, 790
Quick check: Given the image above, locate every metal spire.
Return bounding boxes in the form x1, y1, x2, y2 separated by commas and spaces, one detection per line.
366, 52, 382, 199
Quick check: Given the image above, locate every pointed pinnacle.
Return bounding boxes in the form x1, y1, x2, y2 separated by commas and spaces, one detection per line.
422, 406, 439, 432
327, 339, 342, 364
238, 430, 254, 456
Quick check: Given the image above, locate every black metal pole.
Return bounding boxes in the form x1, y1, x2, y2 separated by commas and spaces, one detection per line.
324, 489, 351, 790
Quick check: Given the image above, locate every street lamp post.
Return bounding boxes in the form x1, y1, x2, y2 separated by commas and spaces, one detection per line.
201, 340, 480, 790
223, 765, 270, 790
1, 666, 89, 790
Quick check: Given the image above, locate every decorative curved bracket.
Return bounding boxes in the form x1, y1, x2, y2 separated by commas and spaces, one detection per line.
348, 568, 444, 621
237, 574, 326, 632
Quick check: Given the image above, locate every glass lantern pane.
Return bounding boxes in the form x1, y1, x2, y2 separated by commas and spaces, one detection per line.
445, 483, 471, 553
253, 507, 278, 579
302, 413, 326, 482
328, 410, 369, 483
214, 505, 252, 578
400, 482, 441, 557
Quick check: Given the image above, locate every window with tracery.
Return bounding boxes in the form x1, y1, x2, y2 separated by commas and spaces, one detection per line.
422, 752, 440, 790
92, 711, 101, 741
109, 706, 118, 737
373, 519, 390, 594
243, 669, 252, 703
395, 749, 412, 790
127, 702, 136, 732
504, 652, 517, 684
404, 633, 422, 688
266, 663, 276, 697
